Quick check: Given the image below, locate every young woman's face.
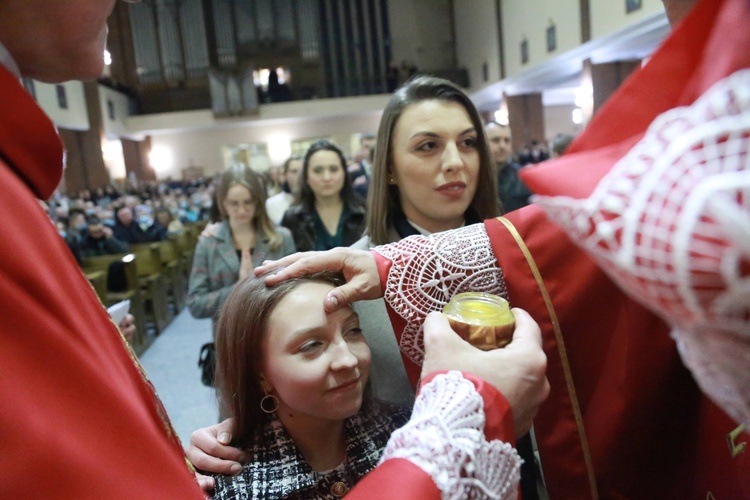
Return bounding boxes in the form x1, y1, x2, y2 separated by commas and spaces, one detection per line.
390, 99, 480, 233
262, 282, 371, 423
306, 150, 346, 201
223, 184, 256, 225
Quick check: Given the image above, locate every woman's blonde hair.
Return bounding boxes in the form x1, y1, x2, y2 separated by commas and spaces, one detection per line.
216, 164, 283, 250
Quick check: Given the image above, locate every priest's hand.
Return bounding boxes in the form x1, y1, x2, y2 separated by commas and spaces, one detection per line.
421, 309, 550, 437
255, 248, 381, 312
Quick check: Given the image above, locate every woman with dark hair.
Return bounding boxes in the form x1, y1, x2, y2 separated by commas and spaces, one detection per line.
349, 75, 541, 499
351, 76, 501, 406
361, 75, 500, 247
187, 165, 295, 332
281, 139, 366, 251
211, 271, 410, 498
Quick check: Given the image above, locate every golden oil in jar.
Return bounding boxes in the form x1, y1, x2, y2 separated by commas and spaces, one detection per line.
442, 292, 515, 350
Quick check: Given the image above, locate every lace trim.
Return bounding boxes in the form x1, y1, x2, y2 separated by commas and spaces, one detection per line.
379, 371, 521, 499
374, 225, 507, 365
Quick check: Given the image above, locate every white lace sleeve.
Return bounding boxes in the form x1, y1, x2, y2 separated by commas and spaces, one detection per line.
379, 371, 521, 499
373, 224, 507, 365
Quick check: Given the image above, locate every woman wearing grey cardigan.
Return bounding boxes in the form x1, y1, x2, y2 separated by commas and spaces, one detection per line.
188, 165, 295, 332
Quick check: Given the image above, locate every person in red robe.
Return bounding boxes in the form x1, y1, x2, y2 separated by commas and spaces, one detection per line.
0, 1, 204, 497
253, 0, 749, 497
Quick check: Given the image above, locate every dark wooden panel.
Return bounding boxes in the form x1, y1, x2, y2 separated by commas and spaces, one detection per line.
505, 92, 545, 153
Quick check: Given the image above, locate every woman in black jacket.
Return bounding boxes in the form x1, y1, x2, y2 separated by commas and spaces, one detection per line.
281, 139, 366, 251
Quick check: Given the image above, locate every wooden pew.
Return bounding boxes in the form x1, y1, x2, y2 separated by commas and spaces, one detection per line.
81, 253, 148, 352
180, 223, 201, 278
171, 232, 192, 282
155, 239, 186, 312
84, 269, 107, 304
128, 243, 171, 334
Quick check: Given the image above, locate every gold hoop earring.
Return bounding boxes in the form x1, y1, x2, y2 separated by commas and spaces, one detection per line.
260, 390, 279, 414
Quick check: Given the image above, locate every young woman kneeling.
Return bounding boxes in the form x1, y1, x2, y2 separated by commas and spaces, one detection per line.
211, 271, 409, 499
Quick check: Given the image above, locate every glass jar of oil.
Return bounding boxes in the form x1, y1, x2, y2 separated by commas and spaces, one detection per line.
442, 292, 515, 350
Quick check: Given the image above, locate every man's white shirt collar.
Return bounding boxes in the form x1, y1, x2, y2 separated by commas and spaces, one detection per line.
407, 219, 466, 237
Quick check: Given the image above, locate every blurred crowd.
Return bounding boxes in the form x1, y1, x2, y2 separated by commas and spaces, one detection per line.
48, 126, 575, 266
46, 179, 214, 263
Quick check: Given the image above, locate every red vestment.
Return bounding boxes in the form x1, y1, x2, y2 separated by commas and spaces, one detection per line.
0, 66, 202, 497
371, 0, 750, 497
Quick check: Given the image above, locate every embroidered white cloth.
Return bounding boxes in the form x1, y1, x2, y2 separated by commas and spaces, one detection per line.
379, 371, 521, 499
374, 225, 507, 365
535, 69, 750, 425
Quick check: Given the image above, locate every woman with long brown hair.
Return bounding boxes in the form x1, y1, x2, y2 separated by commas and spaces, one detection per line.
187, 165, 295, 332
211, 271, 409, 498
351, 76, 501, 406
281, 139, 366, 251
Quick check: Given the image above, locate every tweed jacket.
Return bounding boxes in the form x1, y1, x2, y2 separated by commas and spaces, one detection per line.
280, 201, 366, 252
211, 403, 410, 499
187, 221, 295, 329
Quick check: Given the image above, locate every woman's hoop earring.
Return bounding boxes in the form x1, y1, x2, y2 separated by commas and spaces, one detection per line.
260, 390, 279, 414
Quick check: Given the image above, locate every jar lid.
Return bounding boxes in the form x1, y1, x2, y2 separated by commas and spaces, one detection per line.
443, 292, 513, 326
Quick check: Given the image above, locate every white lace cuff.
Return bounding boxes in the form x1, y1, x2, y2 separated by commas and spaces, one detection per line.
379, 371, 521, 499
373, 224, 507, 365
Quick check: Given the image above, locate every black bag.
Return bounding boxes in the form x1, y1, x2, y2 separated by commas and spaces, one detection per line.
198, 342, 216, 387
107, 260, 127, 292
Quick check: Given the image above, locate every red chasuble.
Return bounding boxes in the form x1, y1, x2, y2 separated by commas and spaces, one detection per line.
0, 67, 202, 497
373, 0, 749, 497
